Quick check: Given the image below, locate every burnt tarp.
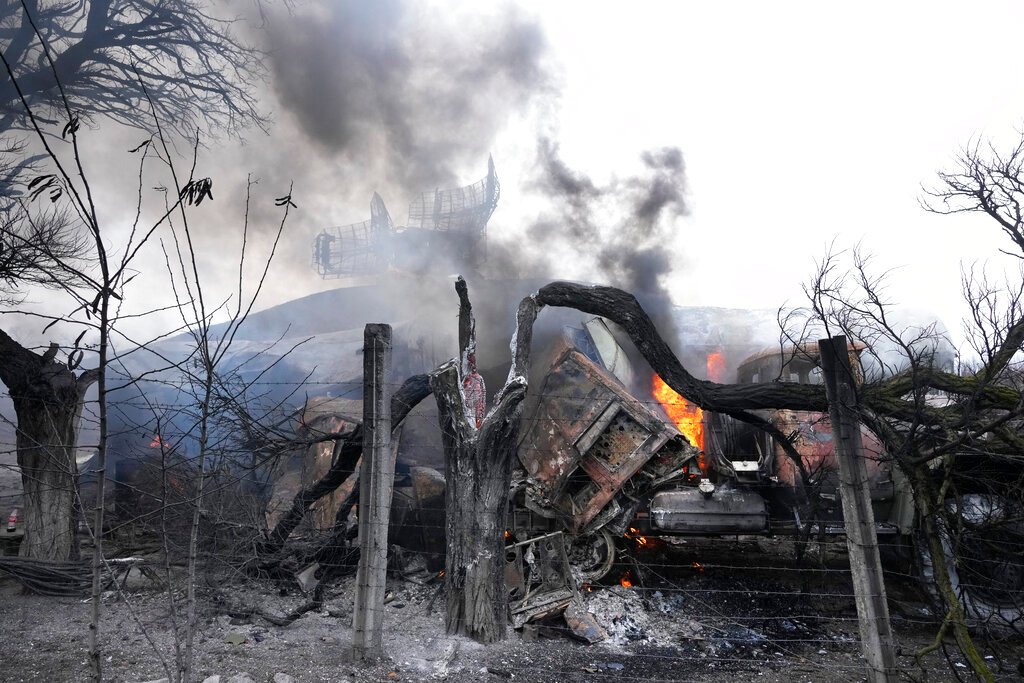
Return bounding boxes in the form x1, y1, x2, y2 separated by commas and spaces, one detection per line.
265, 396, 363, 533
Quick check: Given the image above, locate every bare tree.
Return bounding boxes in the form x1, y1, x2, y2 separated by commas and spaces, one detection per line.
0, 0, 266, 564
0, 0, 265, 139
430, 277, 536, 642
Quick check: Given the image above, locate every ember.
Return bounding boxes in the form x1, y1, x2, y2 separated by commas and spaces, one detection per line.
652, 374, 705, 471
691, 561, 705, 573
619, 570, 634, 588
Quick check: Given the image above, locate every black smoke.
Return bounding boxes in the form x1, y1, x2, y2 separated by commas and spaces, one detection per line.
265, 0, 550, 191
515, 137, 687, 308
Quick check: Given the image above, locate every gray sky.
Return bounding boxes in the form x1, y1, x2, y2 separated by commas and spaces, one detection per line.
520, 1, 1024, 332
246, 0, 1024, 345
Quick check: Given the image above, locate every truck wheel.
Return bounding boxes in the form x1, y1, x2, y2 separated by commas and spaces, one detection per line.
567, 530, 616, 583
916, 494, 1024, 634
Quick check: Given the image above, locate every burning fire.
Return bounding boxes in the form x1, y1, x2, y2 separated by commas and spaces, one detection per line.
149, 434, 168, 449
652, 375, 705, 460
706, 349, 726, 382
625, 526, 652, 549
619, 570, 634, 588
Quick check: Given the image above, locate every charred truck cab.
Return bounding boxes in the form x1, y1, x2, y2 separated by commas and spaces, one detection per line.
512, 318, 915, 582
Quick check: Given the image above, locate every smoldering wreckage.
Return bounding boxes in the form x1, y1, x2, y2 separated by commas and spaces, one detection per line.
5, 161, 1023, 680
252, 315, 916, 643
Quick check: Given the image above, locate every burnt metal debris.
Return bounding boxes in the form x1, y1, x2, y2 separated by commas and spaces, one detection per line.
312, 157, 500, 278
261, 310, 1024, 638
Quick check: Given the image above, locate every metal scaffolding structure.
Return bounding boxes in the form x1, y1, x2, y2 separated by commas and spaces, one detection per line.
312, 157, 500, 278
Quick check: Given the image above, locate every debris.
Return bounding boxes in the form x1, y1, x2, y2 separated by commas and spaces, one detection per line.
200, 677, 220, 683
564, 600, 608, 643
273, 675, 296, 683
582, 586, 655, 646
508, 531, 577, 628
327, 604, 349, 618
295, 562, 320, 594
225, 675, 256, 683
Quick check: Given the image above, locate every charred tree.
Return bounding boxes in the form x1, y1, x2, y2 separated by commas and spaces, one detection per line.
0, 330, 96, 560
432, 278, 536, 642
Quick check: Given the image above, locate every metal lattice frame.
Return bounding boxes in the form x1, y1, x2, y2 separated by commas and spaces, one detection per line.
312, 158, 499, 278
312, 193, 393, 278
406, 156, 500, 234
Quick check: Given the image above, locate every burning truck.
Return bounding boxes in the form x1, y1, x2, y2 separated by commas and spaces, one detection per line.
508, 318, 911, 584
502, 314, 1024, 633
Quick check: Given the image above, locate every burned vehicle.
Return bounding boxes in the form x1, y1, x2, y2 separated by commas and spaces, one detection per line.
511, 320, 910, 578
510, 317, 1023, 632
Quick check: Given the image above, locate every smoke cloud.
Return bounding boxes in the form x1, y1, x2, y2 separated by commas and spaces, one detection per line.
266, 0, 550, 191
509, 137, 688, 316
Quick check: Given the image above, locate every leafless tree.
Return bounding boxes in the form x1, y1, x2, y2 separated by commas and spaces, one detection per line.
0, 6, 274, 676
0, 0, 265, 139
0, 0, 267, 564
1, 203, 86, 302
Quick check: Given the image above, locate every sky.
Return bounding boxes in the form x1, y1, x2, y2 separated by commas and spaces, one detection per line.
522, 2, 1024, 327
9, 0, 1024, 354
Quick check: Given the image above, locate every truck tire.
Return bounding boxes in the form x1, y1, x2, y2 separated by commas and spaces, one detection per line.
567, 530, 616, 583
916, 494, 1024, 634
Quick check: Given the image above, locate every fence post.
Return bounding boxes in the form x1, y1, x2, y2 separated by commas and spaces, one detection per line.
352, 323, 393, 660
818, 335, 898, 682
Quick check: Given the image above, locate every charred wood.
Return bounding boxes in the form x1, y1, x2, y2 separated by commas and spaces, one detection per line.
433, 287, 538, 643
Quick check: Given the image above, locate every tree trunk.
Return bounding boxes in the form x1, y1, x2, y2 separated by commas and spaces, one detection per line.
431, 283, 537, 642
0, 330, 95, 561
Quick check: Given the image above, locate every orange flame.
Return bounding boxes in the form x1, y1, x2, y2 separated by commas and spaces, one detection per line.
149, 434, 167, 449
652, 375, 704, 455
625, 527, 651, 548
619, 570, 634, 588
692, 561, 705, 573
706, 349, 726, 382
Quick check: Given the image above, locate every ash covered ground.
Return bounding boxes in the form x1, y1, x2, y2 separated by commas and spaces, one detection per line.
2, 537, 1021, 682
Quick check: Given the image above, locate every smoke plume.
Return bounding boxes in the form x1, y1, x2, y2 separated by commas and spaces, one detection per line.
266, 0, 550, 191
511, 137, 688, 317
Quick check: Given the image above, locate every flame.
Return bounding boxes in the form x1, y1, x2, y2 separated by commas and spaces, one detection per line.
504, 530, 511, 541
692, 561, 705, 573
619, 570, 634, 588
706, 349, 726, 382
149, 434, 167, 449
652, 375, 705, 458
625, 527, 651, 548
